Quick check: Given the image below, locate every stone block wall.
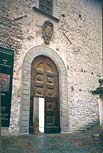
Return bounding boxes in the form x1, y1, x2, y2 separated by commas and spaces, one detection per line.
0, 0, 102, 134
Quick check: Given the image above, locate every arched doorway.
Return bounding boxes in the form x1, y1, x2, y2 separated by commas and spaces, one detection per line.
29, 55, 60, 133
19, 46, 69, 134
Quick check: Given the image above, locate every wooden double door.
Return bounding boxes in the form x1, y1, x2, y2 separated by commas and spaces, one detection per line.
29, 55, 60, 133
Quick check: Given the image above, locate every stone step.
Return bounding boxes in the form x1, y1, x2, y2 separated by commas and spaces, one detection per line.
77, 120, 100, 132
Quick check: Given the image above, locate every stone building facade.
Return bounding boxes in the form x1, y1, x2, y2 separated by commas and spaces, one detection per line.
0, 0, 102, 135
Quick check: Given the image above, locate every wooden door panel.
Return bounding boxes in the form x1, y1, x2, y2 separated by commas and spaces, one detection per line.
30, 55, 60, 133
45, 97, 60, 133
46, 116, 55, 125
36, 74, 44, 83
35, 87, 44, 97
47, 76, 54, 85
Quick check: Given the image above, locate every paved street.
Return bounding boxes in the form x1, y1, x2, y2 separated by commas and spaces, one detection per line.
2, 128, 103, 153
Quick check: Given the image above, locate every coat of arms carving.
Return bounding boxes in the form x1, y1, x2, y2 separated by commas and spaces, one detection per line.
42, 20, 54, 45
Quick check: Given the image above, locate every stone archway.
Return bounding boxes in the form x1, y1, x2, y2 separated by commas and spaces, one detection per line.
19, 45, 69, 134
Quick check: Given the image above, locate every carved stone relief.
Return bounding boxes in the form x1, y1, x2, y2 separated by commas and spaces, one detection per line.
42, 20, 54, 44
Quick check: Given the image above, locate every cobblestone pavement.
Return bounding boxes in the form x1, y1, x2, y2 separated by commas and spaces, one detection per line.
2, 128, 103, 153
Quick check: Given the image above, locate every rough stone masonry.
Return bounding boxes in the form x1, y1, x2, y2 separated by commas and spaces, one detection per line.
0, 0, 102, 135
